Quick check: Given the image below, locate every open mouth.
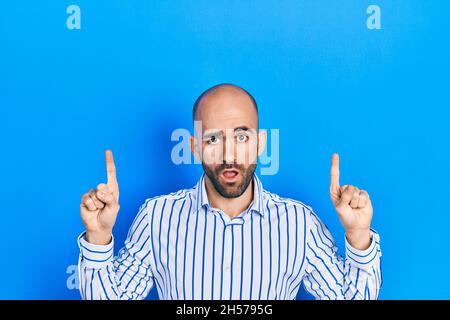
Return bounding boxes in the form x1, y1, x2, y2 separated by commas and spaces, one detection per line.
221, 169, 239, 181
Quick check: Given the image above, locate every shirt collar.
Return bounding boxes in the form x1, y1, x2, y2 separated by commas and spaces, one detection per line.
195, 172, 264, 216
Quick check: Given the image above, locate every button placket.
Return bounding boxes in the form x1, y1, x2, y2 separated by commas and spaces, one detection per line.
223, 224, 233, 272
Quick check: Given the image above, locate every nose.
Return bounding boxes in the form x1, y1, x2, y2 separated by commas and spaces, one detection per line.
223, 135, 235, 164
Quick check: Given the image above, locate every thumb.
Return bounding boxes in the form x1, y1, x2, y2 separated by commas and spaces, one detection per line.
96, 189, 116, 207
336, 185, 353, 209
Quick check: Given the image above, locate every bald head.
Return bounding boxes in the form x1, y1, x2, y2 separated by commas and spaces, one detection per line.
193, 83, 259, 126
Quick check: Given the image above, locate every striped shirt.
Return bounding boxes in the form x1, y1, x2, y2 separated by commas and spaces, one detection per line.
78, 173, 382, 300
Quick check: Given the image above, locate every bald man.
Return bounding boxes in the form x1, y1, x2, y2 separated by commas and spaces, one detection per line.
78, 84, 382, 300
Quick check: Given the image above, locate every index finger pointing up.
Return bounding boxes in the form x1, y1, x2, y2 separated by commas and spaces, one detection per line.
105, 150, 117, 188
330, 153, 340, 190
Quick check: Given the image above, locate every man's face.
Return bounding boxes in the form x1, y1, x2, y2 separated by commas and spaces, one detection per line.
191, 87, 265, 198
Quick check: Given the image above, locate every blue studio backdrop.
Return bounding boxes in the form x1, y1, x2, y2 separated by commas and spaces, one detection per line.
0, 1, 449, 299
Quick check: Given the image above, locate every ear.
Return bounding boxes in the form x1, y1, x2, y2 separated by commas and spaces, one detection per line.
257, 129, 267, 157
190, 135, 201, 161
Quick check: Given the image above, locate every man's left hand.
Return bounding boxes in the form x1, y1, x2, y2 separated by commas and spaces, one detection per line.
329, 153, 373, 250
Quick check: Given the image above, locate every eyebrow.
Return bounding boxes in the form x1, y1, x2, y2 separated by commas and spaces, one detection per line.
202, 126, 256, 139
202, 130, 223, 139
235, 126, 251, 132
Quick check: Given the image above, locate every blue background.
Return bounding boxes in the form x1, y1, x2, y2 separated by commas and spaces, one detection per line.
1, 0, 449, 299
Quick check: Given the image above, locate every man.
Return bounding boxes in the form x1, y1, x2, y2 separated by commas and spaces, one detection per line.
78, 83, 382, 300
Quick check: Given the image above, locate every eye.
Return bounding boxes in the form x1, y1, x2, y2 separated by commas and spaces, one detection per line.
207, 135, 221, 145
236, 133, 249, 143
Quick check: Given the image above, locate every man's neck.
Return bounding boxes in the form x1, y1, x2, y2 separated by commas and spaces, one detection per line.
204, 177, 254, 219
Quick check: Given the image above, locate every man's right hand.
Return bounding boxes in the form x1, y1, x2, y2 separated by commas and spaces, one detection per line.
80, 150, 120, 245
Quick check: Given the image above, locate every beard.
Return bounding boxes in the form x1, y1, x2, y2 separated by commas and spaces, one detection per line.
202, 162, 257, 198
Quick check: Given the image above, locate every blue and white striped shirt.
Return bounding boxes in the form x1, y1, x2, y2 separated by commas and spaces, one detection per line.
78, 173, 382, 300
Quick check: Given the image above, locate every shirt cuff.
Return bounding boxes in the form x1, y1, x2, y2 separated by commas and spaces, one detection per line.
77, 232, 114, 269
345, 229, 380, 270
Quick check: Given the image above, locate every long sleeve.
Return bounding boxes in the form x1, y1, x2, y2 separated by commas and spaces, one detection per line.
77, 201, 154, 300
301, 210, 382, 300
